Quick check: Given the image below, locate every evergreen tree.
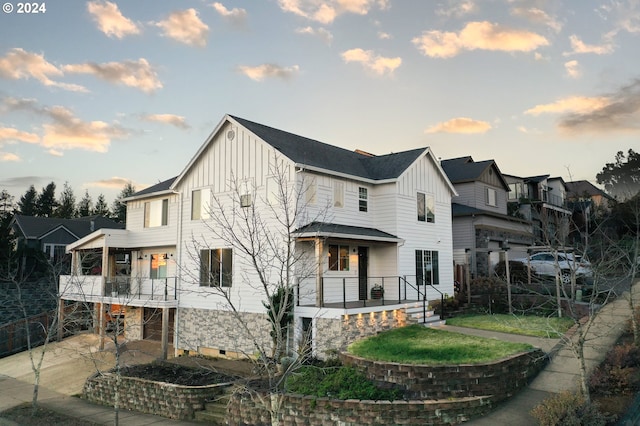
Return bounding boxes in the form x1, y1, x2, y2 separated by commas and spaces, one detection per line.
111, 182, 135, 223
596, 149, 640, 200
93, 193, 110, 217
17, 185, 38, 216
0, 190, 15, 269
0, 190, 14, 216
56, 181, 76, 218
78, 189, 93, 217
35, 182, 57, 217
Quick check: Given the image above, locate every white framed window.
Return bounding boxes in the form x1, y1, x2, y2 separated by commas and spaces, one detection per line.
150, 254, 167, 279
358, 187, 368, 212
191, 188, 210, 220
305, 176, 317, 205
200, 248, 233, 287
328, 244, 349, 271
333, 181, 344, 208
485, 187, 497, 207
418, 192, 435, 222
144, 199, 168, 228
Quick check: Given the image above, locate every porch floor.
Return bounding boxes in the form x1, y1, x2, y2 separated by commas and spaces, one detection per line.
300, 299, 422, 309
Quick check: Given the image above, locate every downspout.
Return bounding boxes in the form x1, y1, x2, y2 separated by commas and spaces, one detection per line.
174, 190, 184, 357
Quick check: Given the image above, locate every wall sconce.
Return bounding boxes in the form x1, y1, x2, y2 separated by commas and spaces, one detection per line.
137, 254, 143, 260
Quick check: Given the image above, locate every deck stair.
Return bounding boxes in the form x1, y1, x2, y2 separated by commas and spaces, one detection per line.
405, 303, 446, 327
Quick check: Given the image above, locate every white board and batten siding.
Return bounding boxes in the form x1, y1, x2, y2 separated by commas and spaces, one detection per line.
174, 122, 297, 313
125, 195, 180, 248
395, 153, 455, 296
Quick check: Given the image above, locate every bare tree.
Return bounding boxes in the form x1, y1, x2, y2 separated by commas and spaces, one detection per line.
182, 159, 323, 425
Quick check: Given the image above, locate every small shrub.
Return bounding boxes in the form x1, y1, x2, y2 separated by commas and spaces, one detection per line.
530, 391, 608, 426
285, 366, 401, 401
589, 343, 640, 394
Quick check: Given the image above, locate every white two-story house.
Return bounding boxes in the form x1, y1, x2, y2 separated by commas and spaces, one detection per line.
60, 114, 456, 359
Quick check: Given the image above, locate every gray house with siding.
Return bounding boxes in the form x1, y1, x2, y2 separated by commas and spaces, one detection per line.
441, 157, 533, 280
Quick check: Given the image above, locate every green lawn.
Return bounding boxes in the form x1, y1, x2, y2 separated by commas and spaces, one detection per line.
446, 314, 574, 338
347, 325, 532, 365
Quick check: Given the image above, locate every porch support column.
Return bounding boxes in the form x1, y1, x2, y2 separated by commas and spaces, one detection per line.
98, 303, 105, 350
57, 298, 64, 342
101, 245, 109, 297
160, 307, 169, 360
315, 238, 323, 307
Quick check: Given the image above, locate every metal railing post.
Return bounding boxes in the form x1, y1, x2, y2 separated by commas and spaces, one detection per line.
343, 278, 346, 308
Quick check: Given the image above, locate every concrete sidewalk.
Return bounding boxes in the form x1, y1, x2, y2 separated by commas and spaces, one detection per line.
463, 281, 640, 425
0, 334, 200, 425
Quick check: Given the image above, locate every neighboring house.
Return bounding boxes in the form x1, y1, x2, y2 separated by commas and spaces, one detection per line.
504, 174, 572, 245
9, 215, 123, 267
441, 157, 533, 280
565, 180, 614, 247
59, 114, 457, 359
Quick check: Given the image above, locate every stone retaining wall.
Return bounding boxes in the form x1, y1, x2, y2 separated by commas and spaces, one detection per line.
227, 392, 495, 425
340, 348, 547, 401
82, 372, 230, 420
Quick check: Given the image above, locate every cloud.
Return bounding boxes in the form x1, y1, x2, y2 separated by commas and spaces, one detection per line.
0, 152, 20, 162
236, 64, 300, 81
87, 1, 141, 39
564, 34, 614, 56
564, 60, 581, 78
1, 96, 128, 153
557, 79, 640, 135
436, 1, 477, 18
141, 113, 190, 129
295, 26, 333, 44
425, 117, 491, 134
511, 7, 562, 32
377, 31, 391, 40
154, 9, 209, 47
278, 0, 382, 24
0, 127, 40, 144
47, 149, 63, 157
597, 1, 640, 34
211, 2, 247, 27
524, 96, 611, 116
63, 58, 162, 93
341, 48, 401, 75
0, 48, 87, 92
412, 21, 549, 58
88, 176, 136, 189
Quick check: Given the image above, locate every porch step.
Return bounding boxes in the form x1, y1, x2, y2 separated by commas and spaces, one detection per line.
405, 304, 446, 327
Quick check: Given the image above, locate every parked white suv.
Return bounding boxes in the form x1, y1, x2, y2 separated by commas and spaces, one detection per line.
512, 252, 593, 284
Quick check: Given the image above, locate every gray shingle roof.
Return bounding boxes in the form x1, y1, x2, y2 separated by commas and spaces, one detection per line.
441, 157, 495, 183
230, 115, 425, 180
132, 176, 177, 198
566, 180, 612, 199
293, 221, 400, 240
12, 215, 123, 239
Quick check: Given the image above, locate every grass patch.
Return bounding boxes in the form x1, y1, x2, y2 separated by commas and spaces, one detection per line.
348, 325, 532, 365
446, 314, 574, 338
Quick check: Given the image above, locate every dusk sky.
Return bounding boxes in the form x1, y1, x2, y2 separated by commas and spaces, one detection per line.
1, 0, 639, 204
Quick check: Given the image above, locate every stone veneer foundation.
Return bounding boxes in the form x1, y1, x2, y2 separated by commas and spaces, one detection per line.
176, 307, 272, 357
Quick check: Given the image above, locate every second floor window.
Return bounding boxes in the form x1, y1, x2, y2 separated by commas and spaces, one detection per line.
200, 248, 232, 287
191, 189, 210, 220
417, 192, 435, 222
144, 199, 168, 228
359, 187, 368, 212
333, 181, 344, 208
485, 187, 497, 207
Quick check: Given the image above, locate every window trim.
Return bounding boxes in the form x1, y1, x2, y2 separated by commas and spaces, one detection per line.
358, 187, 368, 212
485, 187, 497, 207
200, 248, 233, 287
144, 199, 168, 228
328, 244, 350, 271
416, 250, 439, 286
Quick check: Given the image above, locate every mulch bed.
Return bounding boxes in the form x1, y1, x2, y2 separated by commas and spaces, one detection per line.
118, 361, 237, 386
